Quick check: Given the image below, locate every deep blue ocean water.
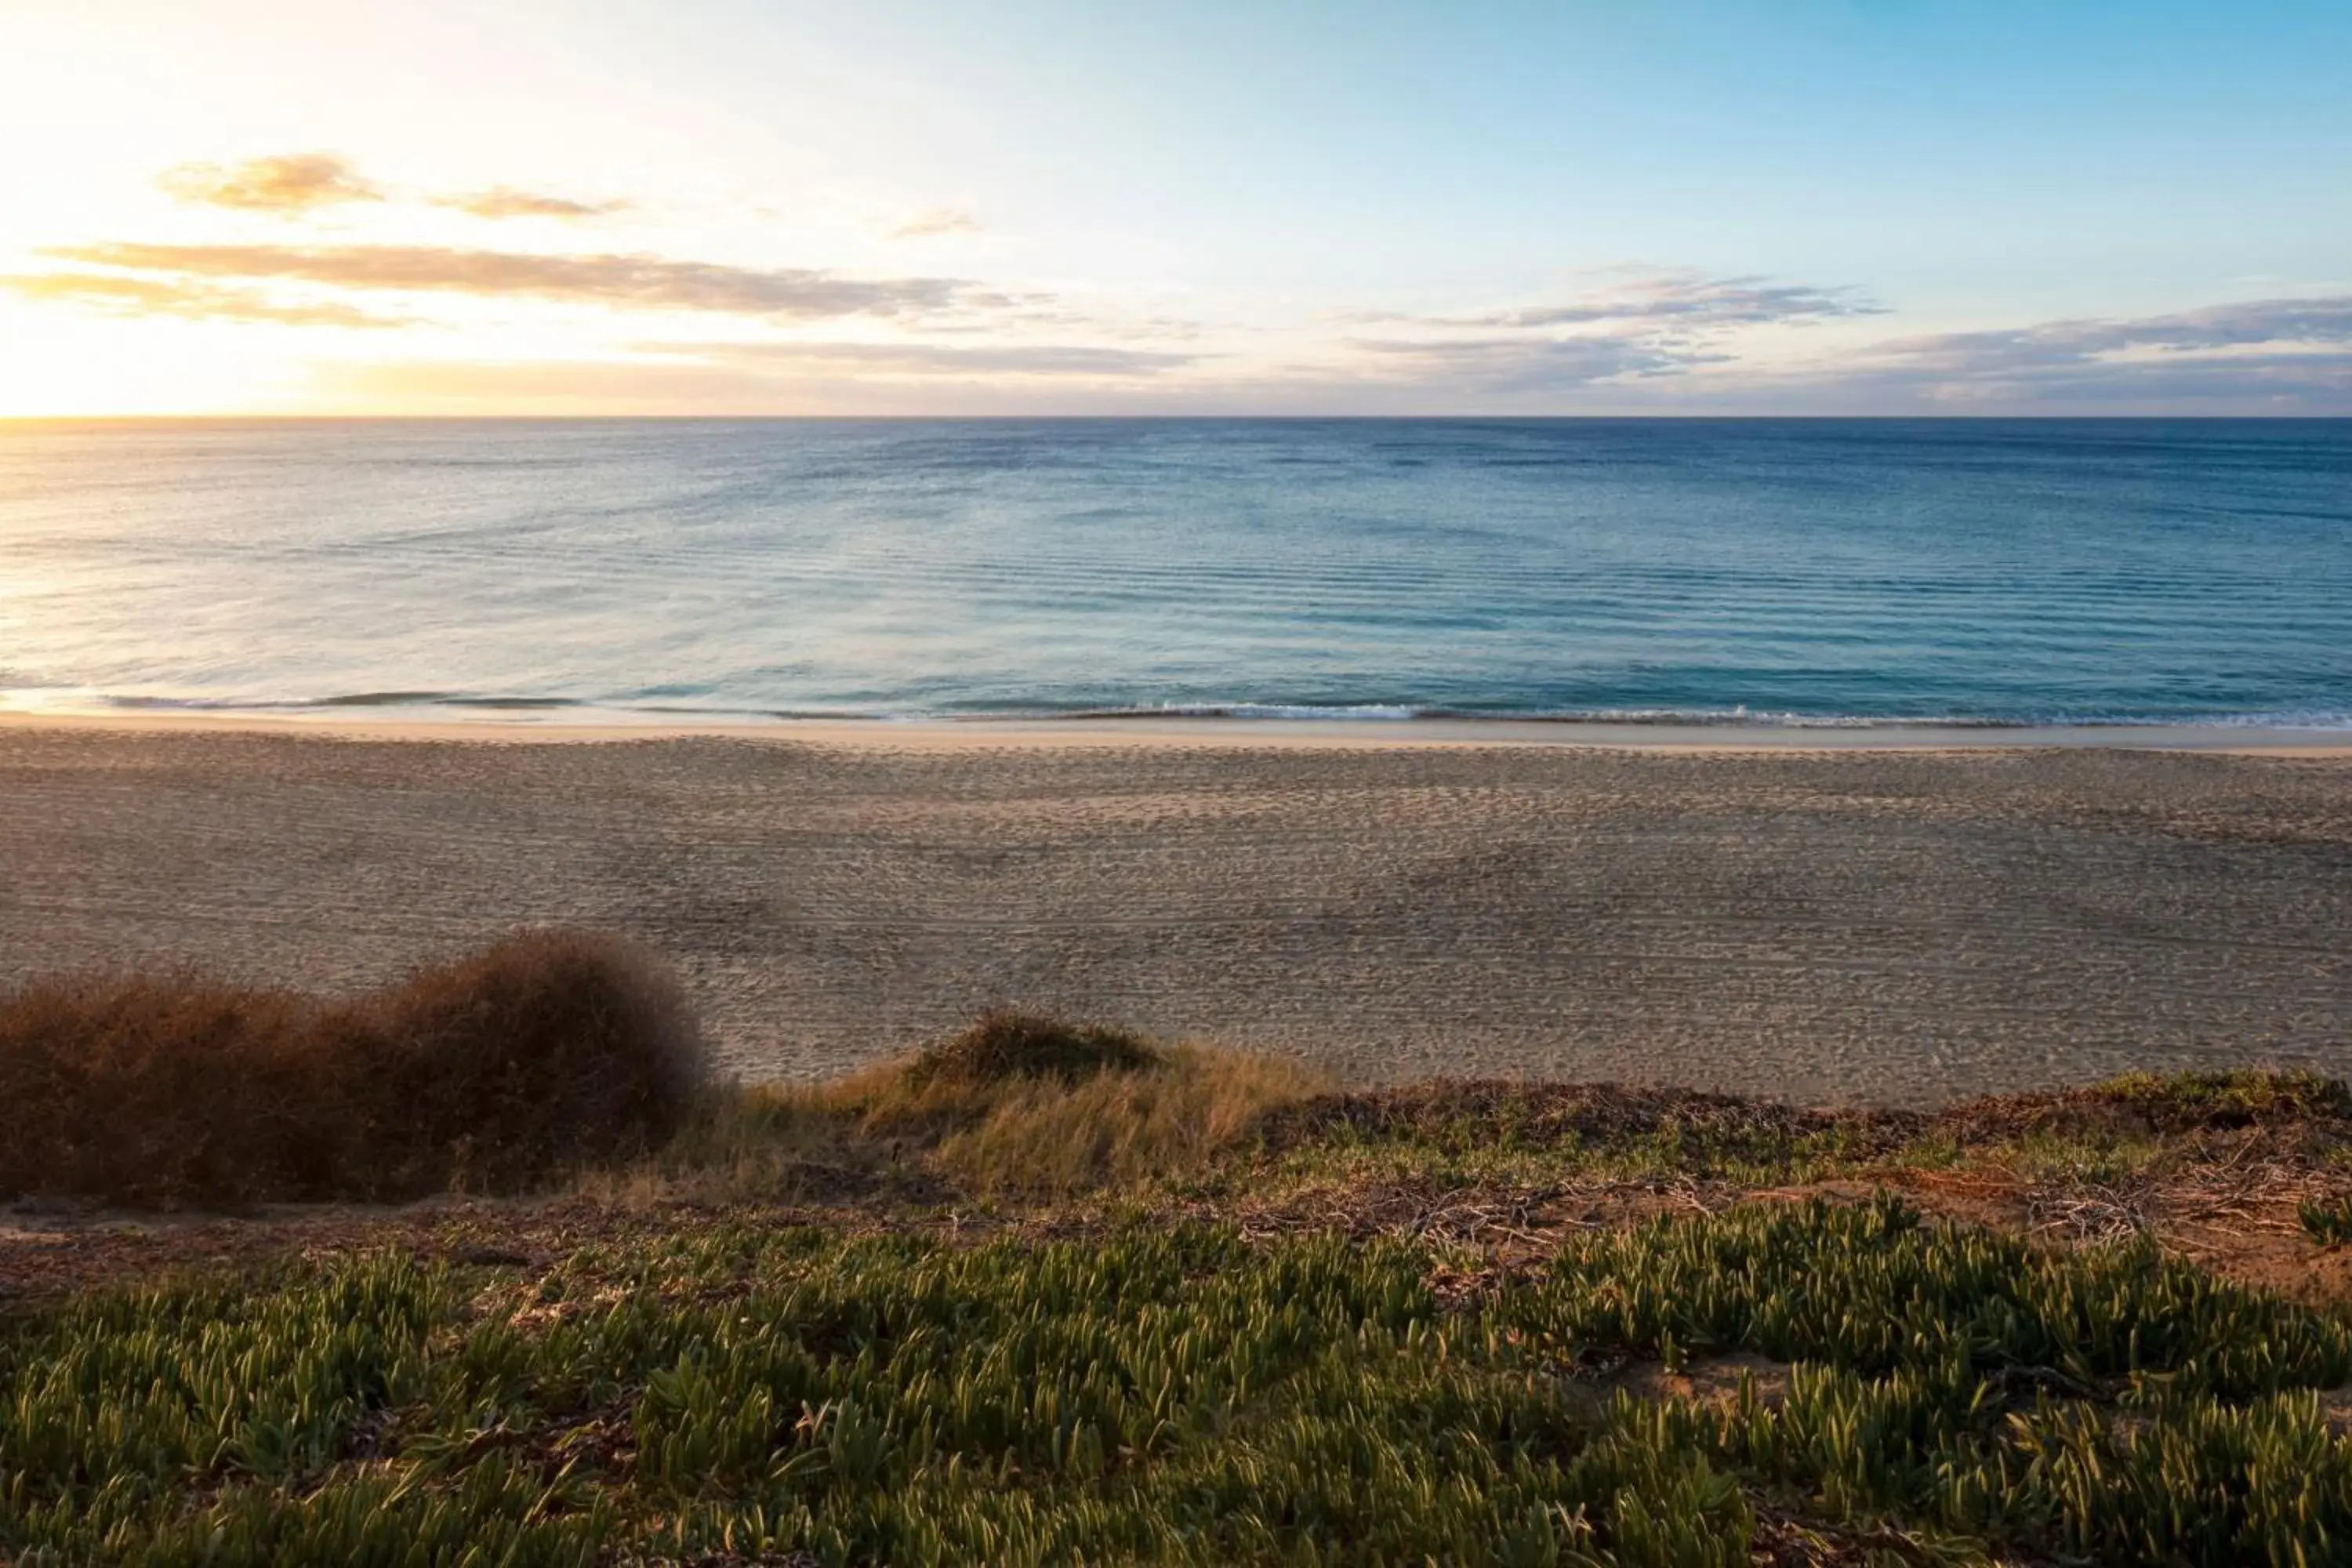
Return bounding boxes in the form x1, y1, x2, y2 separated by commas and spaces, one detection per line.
1, 419, 2346, 727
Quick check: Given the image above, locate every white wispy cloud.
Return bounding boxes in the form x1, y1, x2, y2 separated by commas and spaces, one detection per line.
1330, 270, 1879, 396
1862, 296, 2352, 377
1744, 294, 2352, 409
887, 207, 984, 240
1347, 334, 1699, 391
1430, 270, 1884, 331
1340, 278, 2352, 408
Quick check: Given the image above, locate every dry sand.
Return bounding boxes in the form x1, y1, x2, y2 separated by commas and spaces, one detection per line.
2, 720, 2347, 1106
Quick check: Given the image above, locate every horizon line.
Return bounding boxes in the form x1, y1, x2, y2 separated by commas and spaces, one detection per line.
6, 412, 2352, 424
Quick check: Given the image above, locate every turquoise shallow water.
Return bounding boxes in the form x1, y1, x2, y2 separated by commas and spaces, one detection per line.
0, 418, 2346, 726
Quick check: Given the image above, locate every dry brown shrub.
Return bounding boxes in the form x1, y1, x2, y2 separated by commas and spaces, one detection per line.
0, 931, 703, 1206
906, 1009, 1161, 1087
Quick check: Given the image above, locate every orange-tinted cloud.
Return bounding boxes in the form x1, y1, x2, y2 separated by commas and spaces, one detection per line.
158, 154, 383, 214
436, 187, 632, 220
55, 242, 975, 318
0, 270, 406, 328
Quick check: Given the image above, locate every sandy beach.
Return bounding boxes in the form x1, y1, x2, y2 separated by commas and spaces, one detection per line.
3, 717, 2347, 1106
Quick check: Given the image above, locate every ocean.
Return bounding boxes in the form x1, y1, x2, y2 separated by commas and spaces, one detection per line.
1, 418, 2347, 728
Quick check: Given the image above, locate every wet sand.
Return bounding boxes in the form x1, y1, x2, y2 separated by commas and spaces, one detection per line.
2, 720, 2347, 1105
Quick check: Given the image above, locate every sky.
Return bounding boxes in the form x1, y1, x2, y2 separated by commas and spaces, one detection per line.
2, 0, 2348, 416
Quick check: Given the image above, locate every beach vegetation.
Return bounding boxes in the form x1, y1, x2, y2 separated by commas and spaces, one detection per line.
2303, 1194, 2352, 1247
12, 940, 2352, 1561
906, 1008, 1163, 1087
614, 1027, 1319, 1203
0, 931, 701, 1206
2081, 1067, 2352, 1130
10, 1200, 2352, 1564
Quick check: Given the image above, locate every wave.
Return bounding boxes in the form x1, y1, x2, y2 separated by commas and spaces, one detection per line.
90, 691, 589, 714
1044, 704, 2352, 730
11, 689, 2345, 731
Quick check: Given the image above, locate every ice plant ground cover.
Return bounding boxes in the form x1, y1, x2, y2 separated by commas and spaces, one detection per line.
9, 1197, 2352, 1565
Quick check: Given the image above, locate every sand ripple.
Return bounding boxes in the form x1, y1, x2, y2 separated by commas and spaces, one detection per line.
2, 730, 2347, 1105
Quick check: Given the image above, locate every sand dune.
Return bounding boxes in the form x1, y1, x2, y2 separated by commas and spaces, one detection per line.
2, 723, 2347, 1105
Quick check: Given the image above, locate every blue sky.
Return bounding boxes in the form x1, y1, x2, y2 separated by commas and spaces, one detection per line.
2, 0, 2347, 413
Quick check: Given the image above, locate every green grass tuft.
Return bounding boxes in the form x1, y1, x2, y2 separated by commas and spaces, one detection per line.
2086, 1068, 2352, 1130
2303, 1194, 2352, 1247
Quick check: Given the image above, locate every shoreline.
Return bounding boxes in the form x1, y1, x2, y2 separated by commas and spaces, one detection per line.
3, 709, 2349, 754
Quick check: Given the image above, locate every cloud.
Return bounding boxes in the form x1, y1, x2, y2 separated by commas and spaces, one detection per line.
1348, 334, 1700, 393
158, 154, 383, 214
887, 207, 983, 240
1328, 280, 2351, 409
648, 339, 1200, 377
1336, 270, 1879, 397
0, 270, 406, 328
1805, 293, 2352, 408
1956, 353, 2352, 405
155, 151, 633, 221
1866, 295, 2352, 374
1428, 270, 1885, 331
436, 187, 632, 220
51, 242, 979, 319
